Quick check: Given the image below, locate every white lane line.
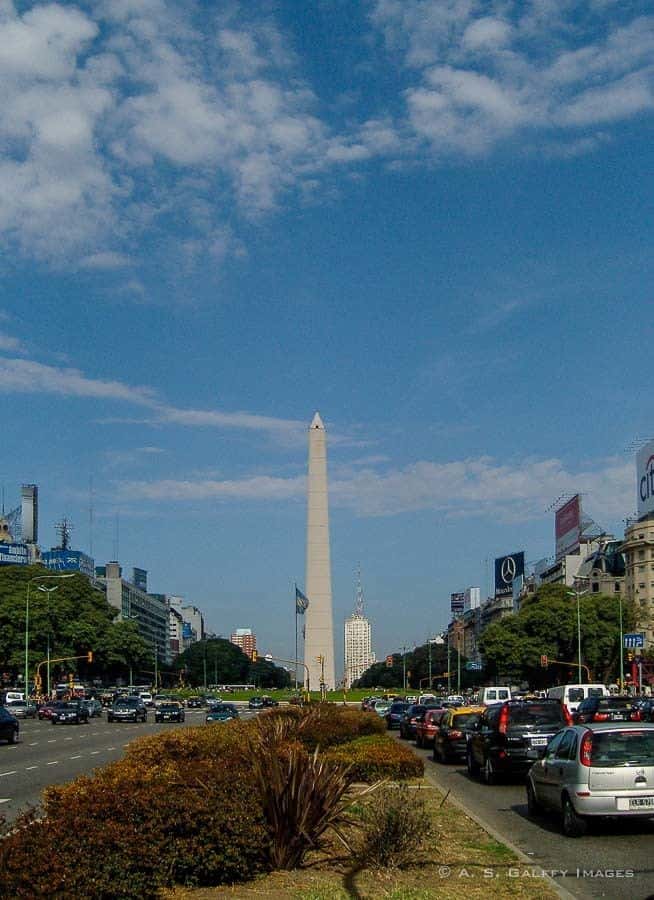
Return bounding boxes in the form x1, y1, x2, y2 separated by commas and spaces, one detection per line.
91, 732, 100, 736
46, 761, 58, 766
0, 799, 9, 804
64, 737, 73, 741
107, 747, 116, 751
25, 766, 38, 771
0, 771, 17, 777
28, 742, 38, 746
90, 750, 100, 755
47, 739, 56, 744
69, 755, 82, 760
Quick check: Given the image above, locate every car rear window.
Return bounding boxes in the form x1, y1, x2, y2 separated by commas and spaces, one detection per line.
508, 703, 564, 725
599, 697, 635, 709
590, 731, 654, 766
390, 702, 408, 712
567, 688, 585, 702
587, 688, 605, 698
453, 713, 481, 728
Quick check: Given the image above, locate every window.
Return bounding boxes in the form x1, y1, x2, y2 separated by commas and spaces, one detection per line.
639, 550, 645, 559
614, 583, 621, 592
639, 583, 646, 589
555, 730, 577, 760
592, 582, 600, 593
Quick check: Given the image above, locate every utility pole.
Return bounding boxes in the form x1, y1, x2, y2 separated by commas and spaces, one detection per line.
447, 632, 451, 694
428, 639, 432, 690
402, 645, 407, 691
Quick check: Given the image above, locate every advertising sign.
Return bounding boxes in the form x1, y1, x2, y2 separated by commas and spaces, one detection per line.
494, 551, 525, 597
0, 542, 29, 565
450, 591, 465, 617
637, 440, 654, 519
555, 494, 582, 559
42, 549, 95, 579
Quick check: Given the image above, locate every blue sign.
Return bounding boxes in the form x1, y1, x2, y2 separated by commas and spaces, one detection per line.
624, 633, 645, 649
465, 661, 483, 671
0, 543, 29, 565
42, 550, 95, 579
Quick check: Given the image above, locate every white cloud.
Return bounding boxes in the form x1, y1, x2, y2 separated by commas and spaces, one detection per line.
119, 474, 305, 502
0, 331, 25, 353
79, 251, 133, 269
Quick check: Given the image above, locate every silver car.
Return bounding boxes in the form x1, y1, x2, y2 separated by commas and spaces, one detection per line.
526, 723, 654, 837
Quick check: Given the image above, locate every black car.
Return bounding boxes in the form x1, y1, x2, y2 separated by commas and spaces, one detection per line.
206, 704, 239, 723
51, 701, 89, 725
186, 697, 204, 708
635, 698, 654, 722
108, 697, 148, 723
467, 699, 569, 784
262, 697, 279, 707
385, 701, 409, 730
155, 703, 185, 723
248, 697, 264, 709
573, 695, 641, 725
0, 707, 19, 744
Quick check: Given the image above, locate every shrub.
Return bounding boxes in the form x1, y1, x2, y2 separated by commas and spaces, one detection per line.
358, 783, 433, 868
295, 704, 385, 751
323, 735, 424, 782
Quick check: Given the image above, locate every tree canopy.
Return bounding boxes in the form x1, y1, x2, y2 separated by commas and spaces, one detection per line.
173, 638, 290, 688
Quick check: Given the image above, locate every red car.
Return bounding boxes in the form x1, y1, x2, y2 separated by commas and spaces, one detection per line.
38, 702, 59, 721
415, 708, 446, 748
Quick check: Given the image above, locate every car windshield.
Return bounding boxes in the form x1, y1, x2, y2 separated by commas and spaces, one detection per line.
159, 704, 178, 711
508, 704, 563, 725
8, 701, 26, 707
590, 731, 654, 766
390, 702, 408, 712
453, 713, 481, 728
116, 699, 139, 708
63, 703, 80, 710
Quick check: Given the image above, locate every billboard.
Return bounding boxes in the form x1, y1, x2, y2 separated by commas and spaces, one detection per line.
42, 549, 95, 579
494, 551, 525, 597
450, 591, 465, 617
0, 542, 29, 565
555, 494, 582, 559
637, 440, 654, 519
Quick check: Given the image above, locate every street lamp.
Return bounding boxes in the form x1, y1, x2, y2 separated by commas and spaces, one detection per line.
25, 574, 75, 698
567, 580, 589, 684
37, 584, 60, 697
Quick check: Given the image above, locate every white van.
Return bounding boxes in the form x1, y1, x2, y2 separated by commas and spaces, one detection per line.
478, 686, 512, 706
418, 693, 437, 706
546, 683, 608, 713
4, 691, 25, 704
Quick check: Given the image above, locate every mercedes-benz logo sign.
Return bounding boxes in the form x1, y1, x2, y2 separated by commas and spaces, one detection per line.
501, 556, 517, 584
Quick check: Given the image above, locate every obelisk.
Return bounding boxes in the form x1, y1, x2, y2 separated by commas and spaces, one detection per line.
304, 412, 336, 691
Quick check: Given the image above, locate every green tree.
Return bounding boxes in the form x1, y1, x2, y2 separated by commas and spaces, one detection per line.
174, 638, 249, 686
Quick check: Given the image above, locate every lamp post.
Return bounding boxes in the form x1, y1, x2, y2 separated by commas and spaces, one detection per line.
567, 580, 589, 684
37, 584, 60, 698
25, 574, 75, 699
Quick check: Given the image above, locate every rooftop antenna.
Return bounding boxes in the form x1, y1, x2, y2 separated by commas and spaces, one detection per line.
55, 517, 73, 550
354, 564, 364, 616
113, 513, 119, 561
1, 484, 4, 516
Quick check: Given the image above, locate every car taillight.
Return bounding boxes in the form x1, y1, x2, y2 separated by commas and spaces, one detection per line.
630, 710, 642, 721
562, 705, 572, 726
593, 712, 609, 722
410, 717, 418, 724
498, 706, 510, 735
448, 730, 463, 739
580, 731, 593, 766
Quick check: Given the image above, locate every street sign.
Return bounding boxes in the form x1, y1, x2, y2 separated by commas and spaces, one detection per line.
465, 661, 482, 671
624, 633, 645, 649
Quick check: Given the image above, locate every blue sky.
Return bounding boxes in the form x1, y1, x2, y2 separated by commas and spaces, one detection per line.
1, 0, 653, 668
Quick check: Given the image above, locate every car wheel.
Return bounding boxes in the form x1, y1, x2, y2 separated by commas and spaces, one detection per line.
483, 756, 496, 785
526, 781, 541, 817
52, 720, 57, 726
466, 748, 480, 776
9, 730, 17, 744
562, 796, 587, 837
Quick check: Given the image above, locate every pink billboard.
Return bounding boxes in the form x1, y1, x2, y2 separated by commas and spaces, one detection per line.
555, 494, 582, 559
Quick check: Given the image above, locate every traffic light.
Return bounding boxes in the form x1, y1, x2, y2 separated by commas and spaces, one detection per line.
627, 651, 634, 662
251, 650, 258, 662
540, 654, 548, 668
87, 651, 93, 663
68, 671, 74, 689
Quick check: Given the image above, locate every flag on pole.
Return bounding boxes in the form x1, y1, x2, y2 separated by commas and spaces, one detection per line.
295, 586, 309, 614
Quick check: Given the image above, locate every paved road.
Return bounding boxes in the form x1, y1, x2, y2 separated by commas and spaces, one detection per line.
0, 707, 257, 824
403, 734, 654, 900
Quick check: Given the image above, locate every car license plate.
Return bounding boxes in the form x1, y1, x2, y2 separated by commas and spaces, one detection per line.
531, 737, 548, 747
629, 797, 654, 809
613, 714, 625, 720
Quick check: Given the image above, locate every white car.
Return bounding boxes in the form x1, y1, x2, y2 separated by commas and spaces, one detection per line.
139, 692, 154, 707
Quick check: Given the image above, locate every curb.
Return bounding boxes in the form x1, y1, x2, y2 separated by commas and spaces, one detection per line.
420, 757, 578, 900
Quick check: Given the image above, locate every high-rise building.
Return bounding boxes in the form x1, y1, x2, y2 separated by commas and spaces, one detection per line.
98, 562, 168, 663
21, 484, 38, 543
344, 577, 374, 689
230, 628, 257, 659
623, 518, 654, 647
303, 412, 336, 690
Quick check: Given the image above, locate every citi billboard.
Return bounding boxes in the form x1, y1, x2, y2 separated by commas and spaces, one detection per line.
555, 494, 582, 559
637, 440, 654, 519
494, 552, 525, 597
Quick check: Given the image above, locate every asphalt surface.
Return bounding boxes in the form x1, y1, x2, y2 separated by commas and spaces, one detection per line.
0, 706, 257, 824
402, 732, 654, 900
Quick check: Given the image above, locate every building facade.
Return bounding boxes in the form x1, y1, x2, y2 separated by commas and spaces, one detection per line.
623, 516, 654, 648
97, 562, 168, 664
344, 613, 375, 688
230, 628, 256, 659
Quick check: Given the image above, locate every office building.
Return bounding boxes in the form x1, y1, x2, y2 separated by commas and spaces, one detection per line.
230, 628, 257, 659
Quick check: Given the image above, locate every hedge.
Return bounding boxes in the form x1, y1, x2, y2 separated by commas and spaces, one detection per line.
324, 734, 425, 782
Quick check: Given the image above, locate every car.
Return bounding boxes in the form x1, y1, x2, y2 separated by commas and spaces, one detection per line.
467, 699, 571, 784
38, 702, 59, 721
248, 696, 265, 709
139, 692, 154, 707
5, 700, 37, 719
186, 696, 204, 708
478, 686, 512, 706
262, 696, 279, 707
399, 704, 430, 740
573, 695, 641, 725
153, 694, 169, 709
634, 698, 654, 722
155, 703, 185, 723
373, 701, 392, 718
51, 701, 89, 725
206, 704, 239, 723
0, 707, 19, 744
433, 707, 485, 762
415, 708, 447, 748
81, 699, 103, 718
108, 697, 148, 723
547, 683, 608, 714
526, 723, 654, 837
385, 701, 409, 730
406, 695, 418, 704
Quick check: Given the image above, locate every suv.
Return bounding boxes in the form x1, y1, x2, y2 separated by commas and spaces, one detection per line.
467, 699, 570, 784
108, 696, 148, 723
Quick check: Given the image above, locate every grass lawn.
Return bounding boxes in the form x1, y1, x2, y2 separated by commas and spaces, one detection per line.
165, 780, 558, 900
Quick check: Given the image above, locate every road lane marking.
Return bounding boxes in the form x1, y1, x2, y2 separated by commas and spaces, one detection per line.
69, 755, 82, 760
64, 737, 73, 741
0, 771, 17, 777
28, 742, 38, 746
25, 766, 38, 770
0, 799, 9, 804
46, 761, 58, 766
90, 750, 100, 755
107, 747, 116, 751
47, 739, 56, 743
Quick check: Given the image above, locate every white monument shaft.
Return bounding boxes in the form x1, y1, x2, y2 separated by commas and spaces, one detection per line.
304, 412, 336, 690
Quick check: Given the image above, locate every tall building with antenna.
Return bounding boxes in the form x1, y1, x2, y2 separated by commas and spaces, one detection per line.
344, 571, 375, 689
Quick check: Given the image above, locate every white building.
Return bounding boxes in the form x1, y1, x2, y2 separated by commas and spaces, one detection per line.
344, 613, 374, 688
